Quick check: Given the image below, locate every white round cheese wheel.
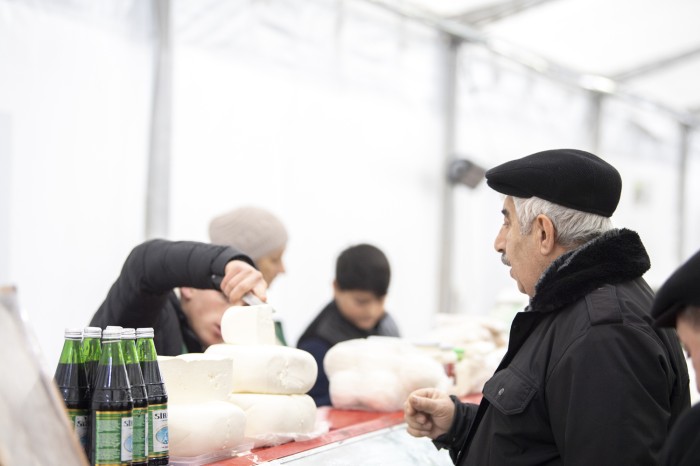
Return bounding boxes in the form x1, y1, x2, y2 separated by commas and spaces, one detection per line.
169, 401, 246, 458
205, 344, 317, 395
227, 393, 316, 442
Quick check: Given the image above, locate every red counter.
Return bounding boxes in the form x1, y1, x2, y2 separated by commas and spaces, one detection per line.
211, 393, 482, 466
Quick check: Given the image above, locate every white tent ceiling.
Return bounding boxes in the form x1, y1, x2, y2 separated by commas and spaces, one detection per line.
384, 0, 700, 124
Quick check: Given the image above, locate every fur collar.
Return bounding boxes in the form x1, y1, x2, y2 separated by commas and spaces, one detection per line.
529, 228, 650, 313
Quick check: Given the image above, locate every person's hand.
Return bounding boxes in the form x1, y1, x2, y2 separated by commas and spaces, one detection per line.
220, 260, 267, 305
404, 388, 455, 440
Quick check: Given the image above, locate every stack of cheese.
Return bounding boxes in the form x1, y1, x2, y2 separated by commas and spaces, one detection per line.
160, 304, 320, 457
324, 336, 451, 412
419, 313, 508, 396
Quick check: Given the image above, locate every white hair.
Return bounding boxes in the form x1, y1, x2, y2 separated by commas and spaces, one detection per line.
512, 196, 613, 248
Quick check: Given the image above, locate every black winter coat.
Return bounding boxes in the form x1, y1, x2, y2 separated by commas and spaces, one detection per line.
436, 229, 690, 466
658, 402, 700, 466
90, 239, 253, 356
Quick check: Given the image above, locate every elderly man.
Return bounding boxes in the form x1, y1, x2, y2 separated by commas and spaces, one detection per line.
652, 249, 700, 466
405, 149, 689, 465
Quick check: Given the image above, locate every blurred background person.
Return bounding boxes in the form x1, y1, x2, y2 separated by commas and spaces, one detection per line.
209, 206, 289, 344
297, 243, 400, 406
652, 249, 700, 466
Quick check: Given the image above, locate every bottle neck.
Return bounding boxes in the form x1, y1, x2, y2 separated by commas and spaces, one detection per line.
58, 338, 83, 364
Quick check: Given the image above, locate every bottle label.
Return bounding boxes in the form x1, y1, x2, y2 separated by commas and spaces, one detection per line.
149, 404, 169, 456
132, 406, 148, 462
121, 416, 133, 462
67, 408, 89, 450
93, 410, 131, 465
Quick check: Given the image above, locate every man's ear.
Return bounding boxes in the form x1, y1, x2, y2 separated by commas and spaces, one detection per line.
180, 287, 194, 300
535, 214, 557, 255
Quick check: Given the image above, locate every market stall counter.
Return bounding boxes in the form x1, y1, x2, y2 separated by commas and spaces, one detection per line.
211, 394, 482, 466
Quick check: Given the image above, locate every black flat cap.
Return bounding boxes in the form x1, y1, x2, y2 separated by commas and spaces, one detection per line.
651, 250, 700, 328
485, 149, 622, 217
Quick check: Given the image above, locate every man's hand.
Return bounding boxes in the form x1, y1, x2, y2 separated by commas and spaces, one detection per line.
404, 388, 455, 440
220, 260, 267, 305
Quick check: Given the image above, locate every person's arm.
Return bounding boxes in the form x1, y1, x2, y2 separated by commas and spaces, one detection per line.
91, 239, 259, 329
405, 389, 478, 462
547, 325, 676, 465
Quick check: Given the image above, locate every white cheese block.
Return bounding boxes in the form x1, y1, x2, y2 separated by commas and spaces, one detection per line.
157, 353, 233, 403
324, 337, 450, 411
220, 304, 277, 345
169, 401, 247, 458
227, 393, 316, 445
205, 344, 317, 395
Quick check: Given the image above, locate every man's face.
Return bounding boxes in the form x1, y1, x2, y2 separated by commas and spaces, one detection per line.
180, 288, 229, 347
334, 287, 386, 331
493, 196, 544, 298
676, 311, 700, 392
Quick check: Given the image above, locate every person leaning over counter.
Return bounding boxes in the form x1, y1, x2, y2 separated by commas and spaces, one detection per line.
651, 249, 700, 466
90, 239, 267, 356
404, 149, 690, 465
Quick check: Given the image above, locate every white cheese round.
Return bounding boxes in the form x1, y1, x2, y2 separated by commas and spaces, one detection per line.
168, 401, 246, 458
205, 344, 317, 395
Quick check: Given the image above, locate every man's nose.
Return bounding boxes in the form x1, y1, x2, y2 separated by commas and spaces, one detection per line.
494, 229, 505, 253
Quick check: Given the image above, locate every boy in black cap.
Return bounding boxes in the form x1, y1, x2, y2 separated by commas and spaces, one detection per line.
652, 249, 700, 466
405, 148, 689, 465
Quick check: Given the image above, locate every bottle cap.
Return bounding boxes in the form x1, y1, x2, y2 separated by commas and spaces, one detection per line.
121, 328, 136, 339
102, 327, 123, 340
64, 328, 83, 339
83, 326, 102, 338
136, 327, 155, 338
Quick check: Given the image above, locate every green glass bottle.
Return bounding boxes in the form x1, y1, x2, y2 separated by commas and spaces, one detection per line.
91, 327, 134, 466
54, 327, 91, 460
136, 327, 169, 465
121, 328, 148, 466
81, 326, 102, 391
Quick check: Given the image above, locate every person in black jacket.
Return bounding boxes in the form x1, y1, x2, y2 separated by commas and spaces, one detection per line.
297, 243, 400, 406
651, 249, 700, 466
90, 239, 267, 356
404, 149, 690, 466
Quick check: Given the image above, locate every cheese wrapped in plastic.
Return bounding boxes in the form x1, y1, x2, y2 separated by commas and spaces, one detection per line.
324, 337, 450, 412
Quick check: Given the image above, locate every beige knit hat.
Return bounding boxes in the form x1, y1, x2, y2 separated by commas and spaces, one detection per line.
208, 206, 288, 261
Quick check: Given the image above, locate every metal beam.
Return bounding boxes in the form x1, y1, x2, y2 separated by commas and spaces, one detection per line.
449, 0, 560, 27
145, 0, 173, 239
677, 123, 690, 261
612, 45, 700, 82
437, 35, 461, 315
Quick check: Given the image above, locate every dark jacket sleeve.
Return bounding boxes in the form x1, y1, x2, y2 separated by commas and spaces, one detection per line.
433, 396, 479, 462
90, 239, 253, 330
297, 337, 332, 406
546, 324, 681, 466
